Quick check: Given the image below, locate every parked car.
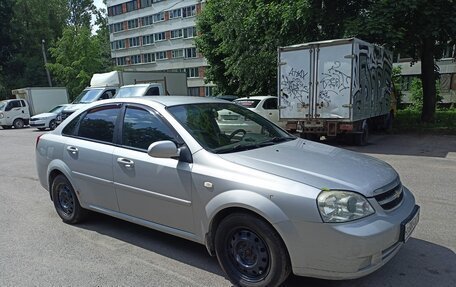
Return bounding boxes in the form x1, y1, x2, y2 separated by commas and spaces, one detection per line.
36, 96, 419, 287
30, 104, 69, 131
235, 96, 287, 129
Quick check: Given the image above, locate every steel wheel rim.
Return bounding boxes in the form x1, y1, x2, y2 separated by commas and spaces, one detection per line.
227, 228, 270, 282
50, 121, 56, 129
57, 184, 74, 216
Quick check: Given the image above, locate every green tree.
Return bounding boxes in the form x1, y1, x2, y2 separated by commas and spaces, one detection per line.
348, 0, 456, 122
68, 0, 96, 28
0, 0, 15, 99
196, 0, 309, 96
3, 0, 68, 93
47, 25, 111, 100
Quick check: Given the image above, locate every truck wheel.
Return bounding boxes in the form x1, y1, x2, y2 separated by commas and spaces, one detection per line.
354, 121, 369, 146
215, 213, 290, 287
13, 119, 24, 129
49, 120, 57, 130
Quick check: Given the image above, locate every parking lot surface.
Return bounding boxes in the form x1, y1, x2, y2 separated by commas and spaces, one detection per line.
1, 128, 455, 286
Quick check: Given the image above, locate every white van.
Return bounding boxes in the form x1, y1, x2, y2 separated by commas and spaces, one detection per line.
0, 99, 31, 129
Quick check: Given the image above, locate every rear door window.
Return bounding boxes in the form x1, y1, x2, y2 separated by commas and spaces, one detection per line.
262, 98, 278, 110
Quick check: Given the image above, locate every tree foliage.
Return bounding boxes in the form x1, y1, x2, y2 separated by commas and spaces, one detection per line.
348, 0, 456, 122
47, 25, 111, 100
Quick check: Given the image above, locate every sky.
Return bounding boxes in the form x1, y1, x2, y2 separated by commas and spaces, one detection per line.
93, 0, 106, 10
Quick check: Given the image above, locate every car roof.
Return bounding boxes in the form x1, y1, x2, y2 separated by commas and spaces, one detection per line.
102, 96, 229, 107
120, 83, 161, 88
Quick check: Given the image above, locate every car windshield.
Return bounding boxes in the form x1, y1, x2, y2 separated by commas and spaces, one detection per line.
167, 103, 295, 154
72, 89, 104, 104
235, 99, 261, 108
48, 105, 65, 113
116, 86, 148, 98
0, 101, 6, 111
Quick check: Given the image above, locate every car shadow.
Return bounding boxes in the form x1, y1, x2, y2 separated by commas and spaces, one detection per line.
320, 133, 456, 158
74, 213, 456, 287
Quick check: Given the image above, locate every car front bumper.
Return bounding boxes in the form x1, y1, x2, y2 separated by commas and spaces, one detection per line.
30, 119, 47, 127
276, 187, 418, 280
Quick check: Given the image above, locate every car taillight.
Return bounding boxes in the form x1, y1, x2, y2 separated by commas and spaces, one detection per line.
36, 134, 43, 149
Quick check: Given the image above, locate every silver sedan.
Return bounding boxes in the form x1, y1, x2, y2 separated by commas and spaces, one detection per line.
36, 96, 419, 287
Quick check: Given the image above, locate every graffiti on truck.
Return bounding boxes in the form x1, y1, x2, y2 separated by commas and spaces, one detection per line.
280, 68, 310, 109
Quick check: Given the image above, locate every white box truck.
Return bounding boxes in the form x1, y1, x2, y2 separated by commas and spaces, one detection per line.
12, 87, 69, 116
60, 71, 187, 121
278, 38, 394, 145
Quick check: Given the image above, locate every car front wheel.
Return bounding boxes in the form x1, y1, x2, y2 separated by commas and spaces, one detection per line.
51, 174, 87, 224
215, 213, 290, 287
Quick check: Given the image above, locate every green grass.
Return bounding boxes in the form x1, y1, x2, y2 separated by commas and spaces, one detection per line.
394, 109, 456, 134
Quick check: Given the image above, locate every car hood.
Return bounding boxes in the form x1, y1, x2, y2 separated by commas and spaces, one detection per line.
218, 139, 398, 197
31, 112, 56, 119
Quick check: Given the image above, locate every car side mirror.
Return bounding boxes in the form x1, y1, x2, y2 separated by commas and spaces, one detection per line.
147, 140, 180, 159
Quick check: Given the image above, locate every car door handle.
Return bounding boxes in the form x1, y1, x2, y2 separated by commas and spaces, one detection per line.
117, 158, 134, 168
66, 146, 78, 154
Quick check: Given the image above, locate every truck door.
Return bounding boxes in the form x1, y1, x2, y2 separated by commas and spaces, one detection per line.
278, 48, 312, 120
314, 44, 352, 119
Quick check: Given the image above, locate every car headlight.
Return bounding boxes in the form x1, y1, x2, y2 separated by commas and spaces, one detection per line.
317, 190, 374, 223
0, 112, 4, 119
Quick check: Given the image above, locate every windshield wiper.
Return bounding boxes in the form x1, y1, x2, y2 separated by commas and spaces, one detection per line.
257, 136, 296, 146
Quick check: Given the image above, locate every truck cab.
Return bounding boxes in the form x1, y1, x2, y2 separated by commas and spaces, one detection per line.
0, 99, 30, 129
59, 87, 117, 122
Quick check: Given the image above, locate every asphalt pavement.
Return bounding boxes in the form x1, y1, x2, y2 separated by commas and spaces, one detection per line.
0, 128, 455, 286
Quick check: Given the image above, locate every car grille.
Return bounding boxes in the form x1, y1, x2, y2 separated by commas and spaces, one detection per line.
374, 184, 404, 210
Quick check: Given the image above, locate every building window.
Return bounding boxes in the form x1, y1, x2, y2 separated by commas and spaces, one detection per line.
109, 22, 124, 33
156, 51, 167, 60
169, 8, 182, 19
127, 19, 138, 29
188, 87, 200, 97
171, 49, 184, 59
144, 53, 156, 63
153, 12, 165, 22
185, 48, 197, 59
182, 5, 196, 18
170, 29, 183, 39
186, 67, 199, 78
141, 15, 154, 27
111, 39, 126, 50
205, 86, 214, 97
108, 4, 122, 16
126, 0, 138, 12
142, 35, 153, 46
141, 0, 152, 8
116, 57, 127, 66
183, 26, 197, 38
154, 32, 166, 42
131, 54, 142, 64
129, 37, 140, 47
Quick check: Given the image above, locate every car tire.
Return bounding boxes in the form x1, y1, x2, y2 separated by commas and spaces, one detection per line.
215, 213, 290, 287
49, 120, 57, 130
51, 174, 87, 224
13, 118, 24, 129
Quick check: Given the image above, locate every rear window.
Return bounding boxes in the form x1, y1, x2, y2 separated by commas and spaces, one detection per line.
235, 100, 260, 108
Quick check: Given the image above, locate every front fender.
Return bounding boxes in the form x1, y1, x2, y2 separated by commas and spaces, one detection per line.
205, 189, 290, 225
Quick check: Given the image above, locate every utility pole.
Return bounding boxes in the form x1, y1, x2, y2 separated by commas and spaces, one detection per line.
41, 39, 52, 87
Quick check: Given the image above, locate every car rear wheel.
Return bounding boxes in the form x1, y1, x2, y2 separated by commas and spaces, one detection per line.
13, 119, 24, 129
51, 175, 87, 224
49, 119, 57, 130
215, 213, 290, 287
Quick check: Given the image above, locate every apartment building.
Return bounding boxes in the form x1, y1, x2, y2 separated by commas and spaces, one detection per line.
107, 0, 214, 97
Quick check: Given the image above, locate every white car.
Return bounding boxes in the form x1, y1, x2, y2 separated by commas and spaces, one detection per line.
30, 104, 69, 131
235, 96, 287, 129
